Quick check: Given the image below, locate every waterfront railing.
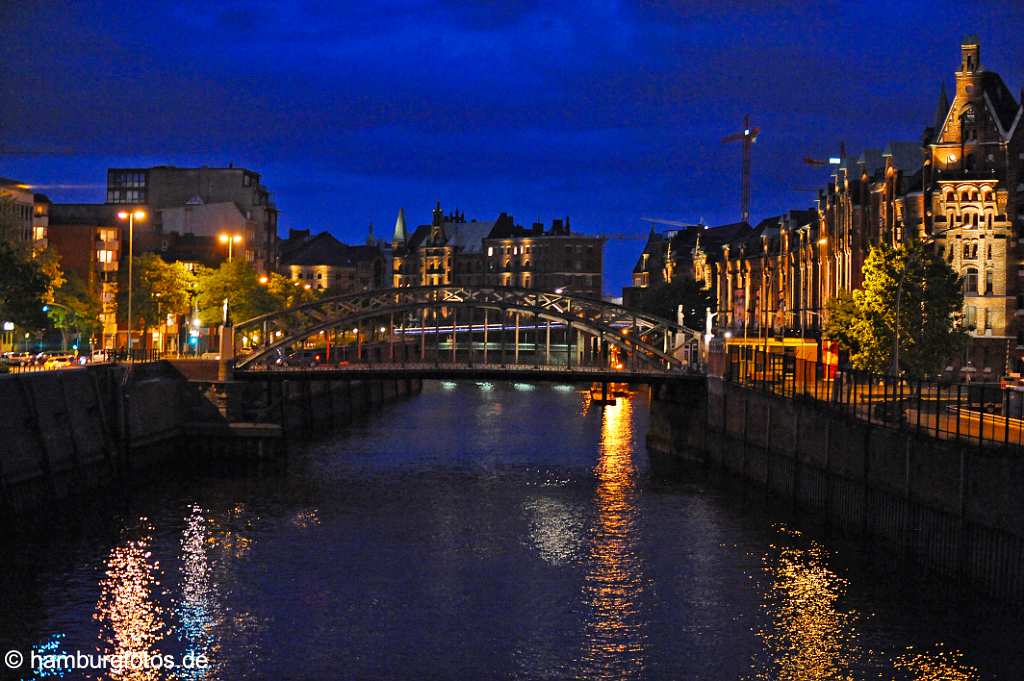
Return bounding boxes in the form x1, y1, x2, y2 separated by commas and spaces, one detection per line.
725, 346, 1024, 450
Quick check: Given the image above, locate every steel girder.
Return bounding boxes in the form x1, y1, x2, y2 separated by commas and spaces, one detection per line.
233, 286, 699, 371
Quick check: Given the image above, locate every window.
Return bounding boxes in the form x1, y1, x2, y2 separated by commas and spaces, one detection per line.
487, 246, 493, 257
985, 270, 993, 294
965, 305, 977, 328
97, 250, 114, 263
964, 267, 978, 294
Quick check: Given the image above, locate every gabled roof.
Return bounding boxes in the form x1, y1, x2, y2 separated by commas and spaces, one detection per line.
701, 221, 751, 246
979, 72, 1020, 134
406, 220, 496, 253
280, 232, 380, 267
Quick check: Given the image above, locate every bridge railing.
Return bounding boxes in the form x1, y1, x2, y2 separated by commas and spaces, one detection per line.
241, 361, 701, 378
726, 346, 1024, 450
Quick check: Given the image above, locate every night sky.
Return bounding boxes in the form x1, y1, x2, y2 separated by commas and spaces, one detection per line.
3, 1, 1024, 294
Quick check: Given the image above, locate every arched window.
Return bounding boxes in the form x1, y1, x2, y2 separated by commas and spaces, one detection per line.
946, 190, 955, 202
961, 191, 970, 201
964, 267, 978, 294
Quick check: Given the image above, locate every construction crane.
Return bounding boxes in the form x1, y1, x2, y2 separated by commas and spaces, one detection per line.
721, 114, 759, 224
599, 232, 649, 241
639, 217, 705, 230
0, 145, 74, 156
803, 142, 846, 167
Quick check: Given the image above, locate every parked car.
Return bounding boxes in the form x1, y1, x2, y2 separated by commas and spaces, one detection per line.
275, 348, 323, 368
3, 352, 34, 367
90, 349, 110, 363
42, 354, 76, 370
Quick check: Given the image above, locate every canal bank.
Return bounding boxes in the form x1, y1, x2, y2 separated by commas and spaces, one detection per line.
0, 362, 421, 515
647, 374, 1024, 605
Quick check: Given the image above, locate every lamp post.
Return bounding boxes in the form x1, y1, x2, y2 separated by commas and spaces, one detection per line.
218, 232, 243, 262
117, 209, 146, 357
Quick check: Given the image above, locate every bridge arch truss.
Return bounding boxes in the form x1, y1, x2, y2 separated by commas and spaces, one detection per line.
233, 286, 701, 373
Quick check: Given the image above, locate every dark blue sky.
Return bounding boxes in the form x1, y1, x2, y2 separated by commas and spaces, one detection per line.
3, 1, 1023, 294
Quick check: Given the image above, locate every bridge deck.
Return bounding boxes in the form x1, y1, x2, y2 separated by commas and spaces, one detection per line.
235, 362, 703, 385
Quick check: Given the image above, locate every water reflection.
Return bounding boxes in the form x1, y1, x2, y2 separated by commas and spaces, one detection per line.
94, 518, 169, 681
750, 526, 861, 680
579, 390, 647, 678
893, 644, 980, 680
522, 496, 584, 566
176, 506, 217, 680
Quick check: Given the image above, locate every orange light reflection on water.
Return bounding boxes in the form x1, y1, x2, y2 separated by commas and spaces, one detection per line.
94, 519, 169, 681
580, 388, 647, 679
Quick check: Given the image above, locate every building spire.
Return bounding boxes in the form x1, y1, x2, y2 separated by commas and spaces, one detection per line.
367, 222, 376, 246
392, 207, 406, 244
934, 82, 950, 132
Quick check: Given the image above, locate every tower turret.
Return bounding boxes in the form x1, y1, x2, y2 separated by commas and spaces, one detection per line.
392, 208, 406, 246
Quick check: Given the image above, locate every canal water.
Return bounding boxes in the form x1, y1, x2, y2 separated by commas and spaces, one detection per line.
1, 381, 1021, 680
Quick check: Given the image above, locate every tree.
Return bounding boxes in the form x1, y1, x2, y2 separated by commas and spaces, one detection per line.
634, 278, 713, 329
116, 254, 195, 346
194, 260, 282, 326
821, 291, 859, 359
265, 271, 320, 310
0, 241, 51, 330
48, 272, 103, 351
824, 242, 967, 377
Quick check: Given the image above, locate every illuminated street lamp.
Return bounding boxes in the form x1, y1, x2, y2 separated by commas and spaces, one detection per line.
218, 232, 243, 262
117, 209, 147, 355
259, 275, 269, 285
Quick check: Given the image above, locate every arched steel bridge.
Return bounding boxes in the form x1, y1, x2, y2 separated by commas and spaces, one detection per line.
232, 286, 701, 379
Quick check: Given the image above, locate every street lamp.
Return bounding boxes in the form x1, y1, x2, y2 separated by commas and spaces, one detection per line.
218, 232, 243, 262
117, 209, 146, 356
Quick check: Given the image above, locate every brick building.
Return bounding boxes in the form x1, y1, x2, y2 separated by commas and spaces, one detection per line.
392, 202, 604, 297
628, 37, 1024, 374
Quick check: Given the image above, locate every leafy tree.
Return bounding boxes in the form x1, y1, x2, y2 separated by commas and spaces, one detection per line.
35, 246, 65, 302
0, 241, 51, 330
824, 242, 967, 377
821, 291, 859, 359
48, 272, 103, 351
265, 271, 320, 310
635, 277, 714, 329
194, 260, 282, 326
116, 253, 195, 345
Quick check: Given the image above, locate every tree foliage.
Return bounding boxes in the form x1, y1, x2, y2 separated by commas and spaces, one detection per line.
48, 272, 103, 348
824, 242, 967, 377
634, 277, 713, 329
0, 241, 51, 330
116, 253, 195, 334
194, 260, 279, 326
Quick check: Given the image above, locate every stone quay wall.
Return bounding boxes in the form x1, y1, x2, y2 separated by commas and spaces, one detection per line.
648, 376, 1024, 604
0, 362, 421, 515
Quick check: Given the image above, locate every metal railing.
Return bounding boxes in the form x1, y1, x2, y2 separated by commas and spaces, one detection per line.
725, 346, 1024, 450
1, 349, 169, 374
